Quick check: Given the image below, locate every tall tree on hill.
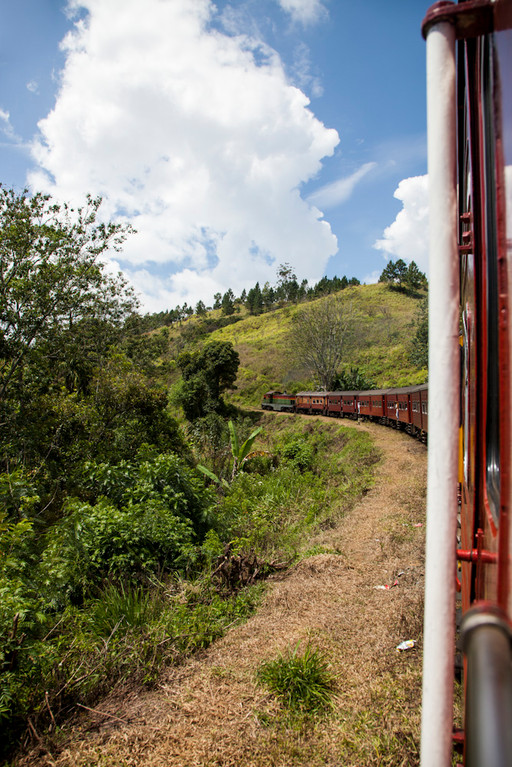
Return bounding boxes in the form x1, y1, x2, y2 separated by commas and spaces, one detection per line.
289, 296, 354, 390
246, 282, 263, 315
221, 289, 235, 315
176, 340, 239, 420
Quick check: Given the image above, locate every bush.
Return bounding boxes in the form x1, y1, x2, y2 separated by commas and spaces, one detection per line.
41, 498, 195, 604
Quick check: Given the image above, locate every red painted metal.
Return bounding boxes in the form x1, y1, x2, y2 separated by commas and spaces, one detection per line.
456, 548, 498, 564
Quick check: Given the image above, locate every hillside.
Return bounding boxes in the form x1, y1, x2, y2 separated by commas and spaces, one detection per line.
166, 283, 427, 407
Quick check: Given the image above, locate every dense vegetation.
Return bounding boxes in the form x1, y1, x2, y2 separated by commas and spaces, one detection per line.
0, 187, 392, 760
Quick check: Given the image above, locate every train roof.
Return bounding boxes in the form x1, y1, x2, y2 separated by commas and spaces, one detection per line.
294, 385, 428, 397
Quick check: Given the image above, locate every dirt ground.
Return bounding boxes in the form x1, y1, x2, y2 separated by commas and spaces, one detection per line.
19, 420, 427, 767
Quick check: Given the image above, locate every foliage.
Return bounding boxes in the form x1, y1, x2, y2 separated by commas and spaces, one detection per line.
289, 295, 354, 390
379, 259, 427, 294
41, 498, 195, 604
176, 340, 240, 420
0, 186, 137, 408
279, 436, 315, 472
333, 365, 375, 391
409, 297, 428, 370
257, 642, 336, 713
197, 419, 264, 486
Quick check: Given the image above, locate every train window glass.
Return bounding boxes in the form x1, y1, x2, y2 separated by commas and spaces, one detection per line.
422, 403, 428, 415
482, 34, 501, 523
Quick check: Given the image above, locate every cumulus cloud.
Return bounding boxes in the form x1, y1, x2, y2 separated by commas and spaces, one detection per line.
277, 0, 328, 25
28, 0, 339, 312
307, 162, 377, 209
374, 174, 429, 273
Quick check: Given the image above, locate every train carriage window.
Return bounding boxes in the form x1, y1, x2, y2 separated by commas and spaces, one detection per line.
421, 403, 428, 415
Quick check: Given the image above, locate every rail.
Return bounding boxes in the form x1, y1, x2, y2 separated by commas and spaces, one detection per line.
461, 606, 512, 767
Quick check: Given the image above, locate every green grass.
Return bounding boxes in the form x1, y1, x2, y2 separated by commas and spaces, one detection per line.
257, 642, 336, 714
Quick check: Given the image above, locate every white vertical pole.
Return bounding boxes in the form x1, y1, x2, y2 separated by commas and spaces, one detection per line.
421, 19, 459, 767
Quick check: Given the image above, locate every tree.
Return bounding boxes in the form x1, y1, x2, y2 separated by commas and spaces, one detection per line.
221, 289, 235, 316
195, 300, 207, 316
246, 282, 263, 315
404, 261, 428, 292
289, 296, 354, 390
0, 186, 137, 406
379, 258, 426, 292
176, 341, 239, 420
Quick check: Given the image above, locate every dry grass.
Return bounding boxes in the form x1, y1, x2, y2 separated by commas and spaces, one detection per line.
16, 421, 426, 767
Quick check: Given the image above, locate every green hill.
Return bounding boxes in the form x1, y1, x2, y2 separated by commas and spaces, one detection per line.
166, 283, 427, 407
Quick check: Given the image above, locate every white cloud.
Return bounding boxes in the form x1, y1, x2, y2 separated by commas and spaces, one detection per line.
28, 0, 339, 312
0, 109, 21, 143
307, 162, 377, 209
374, 174, 429, 273
277, 0, 328, 25
26, 81, 39, 94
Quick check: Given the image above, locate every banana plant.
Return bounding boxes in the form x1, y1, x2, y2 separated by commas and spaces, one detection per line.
197, 420, 265, 488
228, 420, 263, 481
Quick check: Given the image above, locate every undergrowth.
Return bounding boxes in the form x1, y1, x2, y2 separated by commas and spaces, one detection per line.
4, 416, 377, 760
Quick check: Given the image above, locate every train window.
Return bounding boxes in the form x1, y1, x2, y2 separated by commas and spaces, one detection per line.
421, 403, 428, 415
412, 401, 419, 412
482, 33, 501, 523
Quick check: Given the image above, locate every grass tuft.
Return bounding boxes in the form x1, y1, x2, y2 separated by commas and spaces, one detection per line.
257, 642, 336, 714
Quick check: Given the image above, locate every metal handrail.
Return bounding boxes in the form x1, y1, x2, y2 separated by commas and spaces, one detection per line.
462, 606, 512, 767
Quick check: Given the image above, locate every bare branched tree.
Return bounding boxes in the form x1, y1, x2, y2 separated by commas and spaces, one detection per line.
289, 295, 354, 390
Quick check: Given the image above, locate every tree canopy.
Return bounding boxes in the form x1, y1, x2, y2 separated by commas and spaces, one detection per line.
177, 340, 240, 420
378, 259, 427, 293
0, 186, 137, 405
289, 295, 354, 390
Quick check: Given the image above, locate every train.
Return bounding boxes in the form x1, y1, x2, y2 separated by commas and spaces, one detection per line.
260, 385, 429, 441
421, 1, 512, 766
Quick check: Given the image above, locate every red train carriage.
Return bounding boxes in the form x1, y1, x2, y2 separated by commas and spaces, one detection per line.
357, 392, 371, 418
410, 384, 428, 440
326, 392, 343, 416
422, 2, 512, 765
341, 392, 358, 417
396, 388, 412, 428
295, 391, 328, 415
385, 391, 399, 424
368, 390, 386, 421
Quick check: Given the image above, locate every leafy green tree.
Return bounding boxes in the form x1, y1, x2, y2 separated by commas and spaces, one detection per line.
221, 289, 235, 316
177, 341, 239, 420
246, 283, 263, 315
0, 186, 137, 407
404, 261, 428, 292
379, 258, 425, 293
332, 366, 375, 391
195, 300, 207, 316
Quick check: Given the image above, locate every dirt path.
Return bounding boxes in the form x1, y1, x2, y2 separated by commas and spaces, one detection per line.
26, 421, 427, 767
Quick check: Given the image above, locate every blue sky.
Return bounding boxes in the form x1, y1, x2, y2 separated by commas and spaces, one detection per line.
0, 0, 430, 313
